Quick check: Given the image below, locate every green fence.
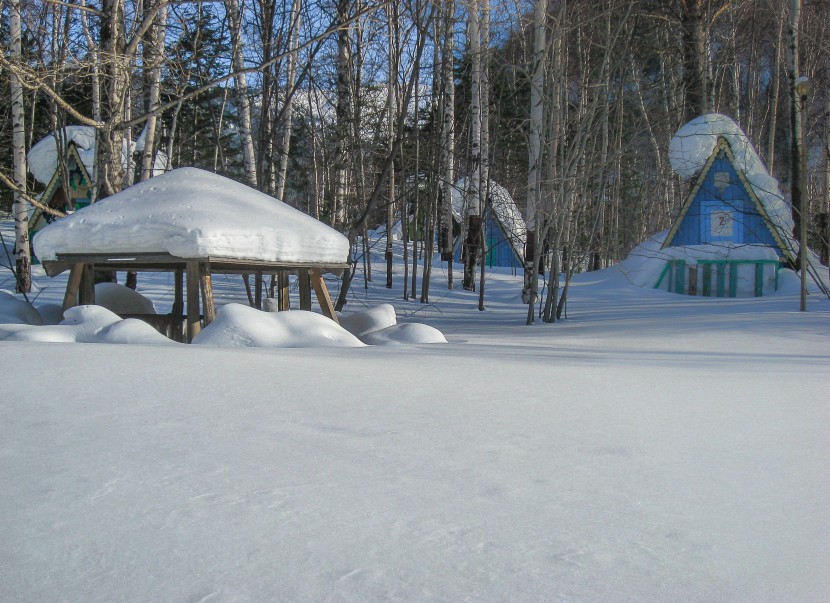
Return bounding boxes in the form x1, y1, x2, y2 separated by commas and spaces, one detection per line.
654, 259, 780, 297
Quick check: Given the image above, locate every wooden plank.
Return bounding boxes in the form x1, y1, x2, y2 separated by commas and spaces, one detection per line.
298, 269, 312, 311
729, 263, 738, 298
199, 262, 216, 325
254, 272, 263, 309
688, 266, 698, 296
279, 271, 290, 311
310, 268, 339, 324
754, 263, 764, 297
62, 263, 84, 310
673, 261, 685, 295
717, 262, 726, 297
186, 261, 201, 342
702, 264, 712, 297
172, 268, 184, 342
79, 263, 95, 305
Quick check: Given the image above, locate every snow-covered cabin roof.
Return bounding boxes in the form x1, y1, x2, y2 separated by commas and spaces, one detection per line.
451, 177, 527, 253
27, 125, 166, 186
28, 126, 97, 186
668, 114, 793, 243
34, 167, 350, 269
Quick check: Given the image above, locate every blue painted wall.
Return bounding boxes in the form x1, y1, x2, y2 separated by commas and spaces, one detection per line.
453, 211, 524, 269
667, 151, 781, 254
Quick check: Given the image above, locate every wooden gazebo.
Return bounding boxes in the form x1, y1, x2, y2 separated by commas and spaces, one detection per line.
35, 168, 350, 342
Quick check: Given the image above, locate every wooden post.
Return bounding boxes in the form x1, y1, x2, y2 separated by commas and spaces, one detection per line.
186, 261, 201, 342
62, 263, 85, 310
310, 268, 339, 324
79, 263, 95, 305
279, 271, 290, 311
702, 264, 712, 297
298, 269, 312, 310
199, 262, 216, 325
172, 268, 184, 342
254, 272, 263, 309
688, 266, 698, 296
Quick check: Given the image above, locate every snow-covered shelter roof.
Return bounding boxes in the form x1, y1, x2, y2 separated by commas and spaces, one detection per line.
28, 126, 98, 186
668, 114, 793, 244
35, 167, 350, 275
451, 177, 527, 258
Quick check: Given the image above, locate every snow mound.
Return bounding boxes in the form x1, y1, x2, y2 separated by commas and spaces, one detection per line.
339, 303, 397, 338
361, 322, 448, 345
0, 305, 174, 345
668, 114, 793, 239
0, 291, 43, 325
192, 304, 365, 348
33, 167, 350, 265
339, 303, 447, 344
94, 283, 156, 315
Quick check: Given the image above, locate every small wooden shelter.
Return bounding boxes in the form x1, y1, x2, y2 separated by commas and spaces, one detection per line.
658, 136, 794, 297
451, 178, 526, 271
35, 168, 349, 342
29, 140, 94, 237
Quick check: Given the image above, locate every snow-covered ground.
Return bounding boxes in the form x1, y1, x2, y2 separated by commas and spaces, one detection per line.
2, 220, 829, 601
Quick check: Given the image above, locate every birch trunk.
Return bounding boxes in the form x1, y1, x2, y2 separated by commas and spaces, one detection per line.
140, 4, 167, 181
524, 0, 547, 309
385, 2, 399, 288
439, 0, 455, 290
477, 0, 490, 310
462, 0, 482, 291
10, 0, 30, 293
226, 0, 258, 187
275, 0, 303, 202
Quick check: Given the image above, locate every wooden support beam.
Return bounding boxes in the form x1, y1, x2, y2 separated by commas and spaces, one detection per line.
688, 266, 698, 296
199, 262, 216, 325
79, 264, 95, 305
310, 268, 339, 324
298, 269, 312, 311
172, 268, 184, 342
62, 263, 84, 310
279, 271, 290, 311
254, 272, 263, 309
186, 261, 201, 342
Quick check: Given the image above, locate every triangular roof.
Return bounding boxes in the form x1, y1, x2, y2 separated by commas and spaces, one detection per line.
664, 133, 796, 264
451, 177, 526, 264
39, 140, 93, 203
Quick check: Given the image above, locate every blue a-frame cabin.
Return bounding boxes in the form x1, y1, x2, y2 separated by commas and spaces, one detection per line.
658, 137, 794, 297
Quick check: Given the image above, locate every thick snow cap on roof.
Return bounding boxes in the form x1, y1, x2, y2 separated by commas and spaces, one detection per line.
668, 113, 793, 239
27, 126, 97, 185
34, 167, 350, 264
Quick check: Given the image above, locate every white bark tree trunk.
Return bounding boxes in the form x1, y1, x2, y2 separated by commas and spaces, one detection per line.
226, 0, 258, 187
275, 0, 303, 203
10, 0, 31, 293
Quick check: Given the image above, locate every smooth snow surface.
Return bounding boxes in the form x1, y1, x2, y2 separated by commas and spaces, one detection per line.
33, 167, 351, 264
2, 221, 828, 602
94, 282, 156, 315
668, 113, 793, 240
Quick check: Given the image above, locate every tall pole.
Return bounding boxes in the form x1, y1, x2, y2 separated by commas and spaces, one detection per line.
796, 78, 811, 311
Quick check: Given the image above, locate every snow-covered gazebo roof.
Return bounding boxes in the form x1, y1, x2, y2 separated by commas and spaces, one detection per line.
34, 167, 350, 339
35, 167, 349, 270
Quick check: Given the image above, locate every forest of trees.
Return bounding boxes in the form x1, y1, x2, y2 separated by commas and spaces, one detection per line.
1, 0, 829, 322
